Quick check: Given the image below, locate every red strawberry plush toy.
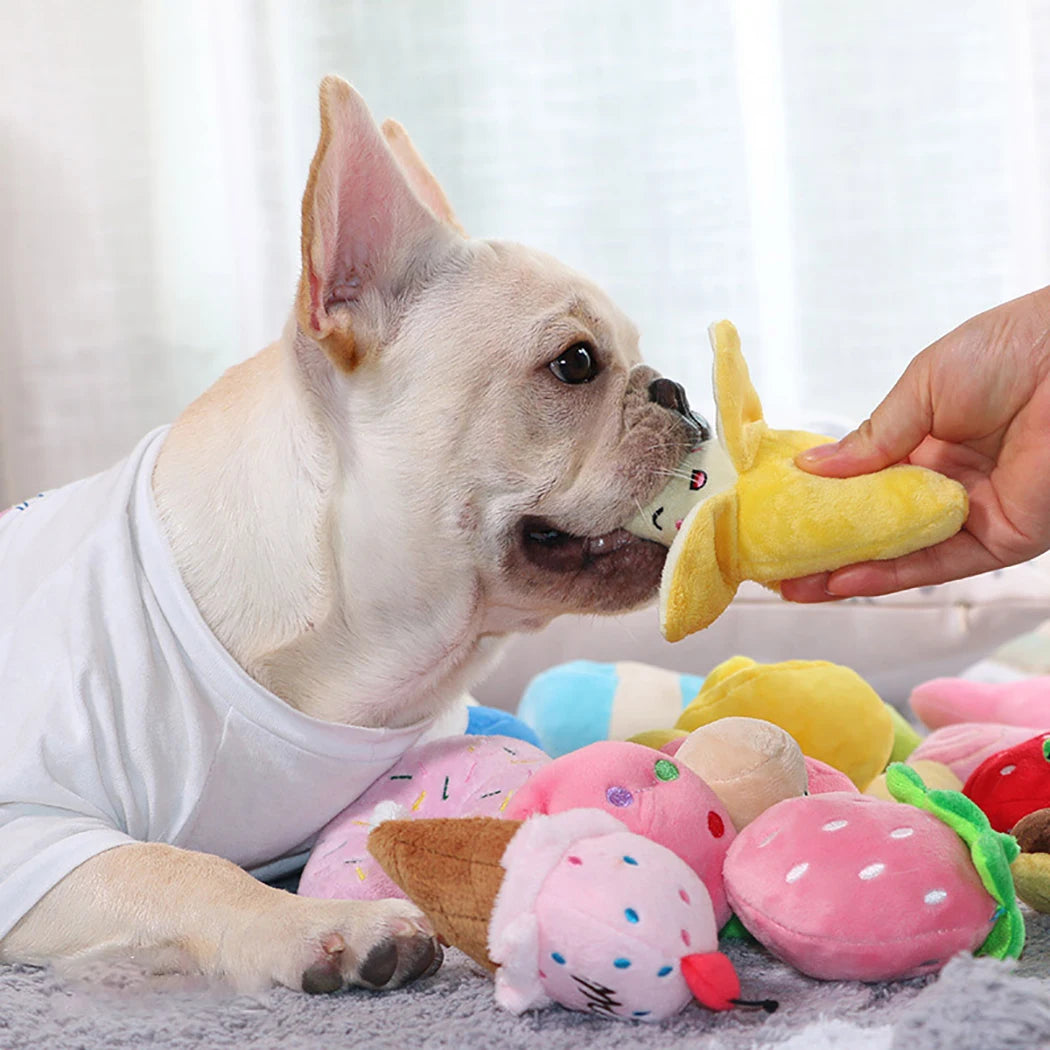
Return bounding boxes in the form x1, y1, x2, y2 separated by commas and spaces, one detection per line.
963, 732, 1050, 833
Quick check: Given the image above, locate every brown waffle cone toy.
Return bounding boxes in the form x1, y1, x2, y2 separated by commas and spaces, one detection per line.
368, 816, 521, 971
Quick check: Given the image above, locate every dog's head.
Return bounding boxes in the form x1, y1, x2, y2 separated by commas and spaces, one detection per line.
294, 77, 706, 634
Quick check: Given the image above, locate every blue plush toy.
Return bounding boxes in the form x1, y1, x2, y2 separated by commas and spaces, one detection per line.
517, 660, 705, 758
465, 704, 543, 749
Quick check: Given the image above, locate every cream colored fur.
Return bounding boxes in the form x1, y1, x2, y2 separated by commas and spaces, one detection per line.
0, 77, 700, 993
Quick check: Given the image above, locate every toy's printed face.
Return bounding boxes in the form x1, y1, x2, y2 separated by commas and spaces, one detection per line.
625, 439, 738, 546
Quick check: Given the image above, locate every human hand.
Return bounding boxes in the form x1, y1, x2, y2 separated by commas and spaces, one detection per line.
780, 286, 1050, 601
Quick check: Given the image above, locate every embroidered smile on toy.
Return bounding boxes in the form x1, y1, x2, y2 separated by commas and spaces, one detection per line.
627, 321, 969, 641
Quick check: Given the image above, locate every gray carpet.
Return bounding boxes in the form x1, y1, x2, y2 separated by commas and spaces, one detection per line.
2, 912, 1049, 1050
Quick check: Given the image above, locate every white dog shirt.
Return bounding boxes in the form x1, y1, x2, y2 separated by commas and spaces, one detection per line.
0, 429, 460, 939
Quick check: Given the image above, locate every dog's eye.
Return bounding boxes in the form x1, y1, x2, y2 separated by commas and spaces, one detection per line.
549, 343, 599, 384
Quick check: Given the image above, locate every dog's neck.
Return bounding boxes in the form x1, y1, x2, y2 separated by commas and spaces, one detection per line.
151, 323, 507, 729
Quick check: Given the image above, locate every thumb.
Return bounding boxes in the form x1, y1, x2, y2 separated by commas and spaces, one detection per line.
795, 360, 932, 478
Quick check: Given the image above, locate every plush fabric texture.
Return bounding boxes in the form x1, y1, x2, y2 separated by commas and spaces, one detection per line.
887, 704, 923, 763
502, 741, 736, 928
299, 735, 549, 901
675, 717, 808, 830
885, 764, 1024, 960
865, 760, 962, 801
1009, 807, 1050, 915
367, 816, 520, 972
963, 733, 1050, 833
488, 809, 631, 1014
913, 622, 1050, 920
804, 757, 858, 795
465, 706, 543, 748
1010, 809, 1050, 916
517, 660, 704, 758
675, 657, 894, 789
1012, 855, 1050, 913
910, 676, 1050, 730
656, 321, 968, 641
629, 728, 689, 751
909, 722, 1039, 783
724, 792, 1003, 982
1014, 809, 1050, 853
489, 810, 725, 1021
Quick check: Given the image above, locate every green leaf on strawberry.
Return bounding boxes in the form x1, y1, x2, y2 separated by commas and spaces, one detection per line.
886, 762, 1024, 960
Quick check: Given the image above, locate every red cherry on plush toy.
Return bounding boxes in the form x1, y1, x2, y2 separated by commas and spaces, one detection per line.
681, 952, 739, 1011
678, 951, 777, 1013
963, 732, 1050, 833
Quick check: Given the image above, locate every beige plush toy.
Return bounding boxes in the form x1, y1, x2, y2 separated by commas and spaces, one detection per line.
674, 717, 808, 830
865, 759, 963, 801
629, 321, 968, 642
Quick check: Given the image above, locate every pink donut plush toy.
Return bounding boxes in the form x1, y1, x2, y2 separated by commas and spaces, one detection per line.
298, 734, 549, 901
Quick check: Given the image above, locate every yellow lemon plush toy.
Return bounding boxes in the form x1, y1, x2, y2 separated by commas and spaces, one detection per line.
629, 321, 969, 642
676, 656, 894, 789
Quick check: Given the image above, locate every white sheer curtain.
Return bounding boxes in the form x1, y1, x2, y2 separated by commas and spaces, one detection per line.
2, 0, 1048, 503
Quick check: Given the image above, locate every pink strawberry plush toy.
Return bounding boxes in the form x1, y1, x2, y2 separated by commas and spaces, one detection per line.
723, 765, 1023, 982
503, 740, 737, 928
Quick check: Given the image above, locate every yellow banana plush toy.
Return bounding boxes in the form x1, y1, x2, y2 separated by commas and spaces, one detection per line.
629, 321, 968, 642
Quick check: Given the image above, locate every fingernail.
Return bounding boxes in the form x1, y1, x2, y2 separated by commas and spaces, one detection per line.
797, 440, 840, 463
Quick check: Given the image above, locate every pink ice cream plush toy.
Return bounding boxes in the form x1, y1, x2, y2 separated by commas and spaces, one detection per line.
368, 808, 777, 1022
503, 740, 737, 928
298, 735, 549, 901
722, 764, 1024, 982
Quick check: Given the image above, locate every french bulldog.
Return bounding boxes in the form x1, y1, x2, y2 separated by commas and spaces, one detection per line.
0, 77, 704, 994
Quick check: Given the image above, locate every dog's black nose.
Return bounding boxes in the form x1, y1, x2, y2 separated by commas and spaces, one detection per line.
649, 376, 713, 443
648, 377, 691, 416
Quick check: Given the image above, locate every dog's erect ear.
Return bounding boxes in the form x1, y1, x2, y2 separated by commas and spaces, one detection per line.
296, 76, 453, 370
381, 119, 466, 235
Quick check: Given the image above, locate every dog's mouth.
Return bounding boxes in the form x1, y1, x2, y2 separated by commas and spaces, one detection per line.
519, 515, 665, 575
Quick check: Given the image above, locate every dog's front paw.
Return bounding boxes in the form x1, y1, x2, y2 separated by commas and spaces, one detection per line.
226, 896, 442, 994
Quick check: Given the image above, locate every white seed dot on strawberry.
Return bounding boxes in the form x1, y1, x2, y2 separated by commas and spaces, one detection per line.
822, 820, 848, 832
785, 862, 809, 884
1000, 765, 1017, 776
889, 827, 914, 839
759, 831, 779, 848
924, 889, 948, 905
858, 863, 886, 881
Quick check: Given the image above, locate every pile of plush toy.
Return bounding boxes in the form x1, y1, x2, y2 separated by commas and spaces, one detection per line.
297, 322, 1047, 1023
